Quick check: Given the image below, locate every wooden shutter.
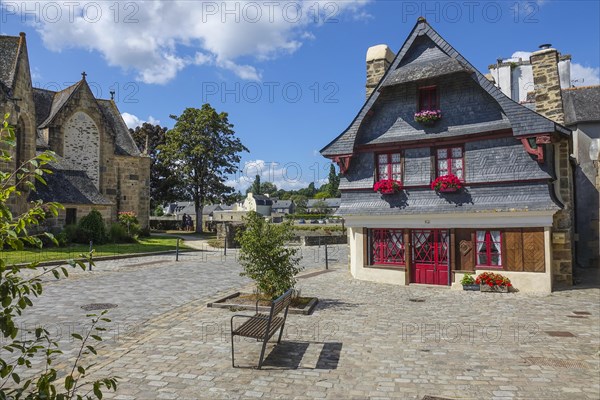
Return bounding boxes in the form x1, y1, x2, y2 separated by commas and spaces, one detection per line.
455, 229, 475, 271
504, 229, 524, 271
522, 228, 545, 272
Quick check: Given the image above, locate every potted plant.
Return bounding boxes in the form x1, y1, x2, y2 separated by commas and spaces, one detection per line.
476, 272, 512, 293
373, 179, 403, 195
460, 273, 479, 291
431, 173, 462, 193
414, 109, 442, 125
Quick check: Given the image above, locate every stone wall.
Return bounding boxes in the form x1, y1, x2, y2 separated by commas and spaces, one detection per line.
530, 47, 574, 285
63, 111, 100, 188
116, 155, 151, 228
0, 34, 37, 215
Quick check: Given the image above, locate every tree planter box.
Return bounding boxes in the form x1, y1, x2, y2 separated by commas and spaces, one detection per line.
480, 284, 509, 293
207, 292, 318, 315
462, 284, 480, 291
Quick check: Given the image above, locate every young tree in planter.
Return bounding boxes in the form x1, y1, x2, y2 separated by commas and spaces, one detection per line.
0, 115, 117, 399
159, 104, 248, 232
236, 212, 303, 299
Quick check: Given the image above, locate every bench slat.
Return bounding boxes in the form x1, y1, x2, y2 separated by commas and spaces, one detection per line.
233, 314, 284, 339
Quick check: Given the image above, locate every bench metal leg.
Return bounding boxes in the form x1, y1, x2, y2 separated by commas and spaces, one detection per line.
257, 337, 269, 369
231, 334, 236, 368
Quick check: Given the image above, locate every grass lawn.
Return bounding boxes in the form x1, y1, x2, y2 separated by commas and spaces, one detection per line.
0, 236, 188, 266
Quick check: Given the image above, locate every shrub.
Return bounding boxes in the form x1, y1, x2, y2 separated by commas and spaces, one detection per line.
77, 210, 108, 244
109, 222, 133, 243
62, 223, 79, 243
118, 211, 141, 239
236, 211, 303, 299
138, 226, 151, 238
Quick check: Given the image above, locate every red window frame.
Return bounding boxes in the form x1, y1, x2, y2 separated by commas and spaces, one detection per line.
475, 230, 503, 268
376, 152, 402, 181
370, 229, 405, 266
435, 146, 464, 180
418, 86, 438, 112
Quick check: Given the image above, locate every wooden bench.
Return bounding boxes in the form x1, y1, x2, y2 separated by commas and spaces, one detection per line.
230, 289, 293, 369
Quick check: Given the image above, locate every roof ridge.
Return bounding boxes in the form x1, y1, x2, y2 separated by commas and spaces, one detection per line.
563, 85, 600, 91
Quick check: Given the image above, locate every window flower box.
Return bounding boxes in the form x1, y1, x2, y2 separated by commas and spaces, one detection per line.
431, 173, 462, 193
414, 109, 442, 125
475, 272, 512, 293
373, 179, 403, 195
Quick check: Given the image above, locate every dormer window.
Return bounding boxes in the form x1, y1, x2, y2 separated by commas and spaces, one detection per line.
418, 86, 438, 111
377, 153, 402, 181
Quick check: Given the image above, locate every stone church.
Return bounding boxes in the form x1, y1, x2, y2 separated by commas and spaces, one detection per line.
0, 33, 150, 229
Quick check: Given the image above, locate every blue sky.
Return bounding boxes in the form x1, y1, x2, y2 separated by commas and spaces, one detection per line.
2, 0, 599, 191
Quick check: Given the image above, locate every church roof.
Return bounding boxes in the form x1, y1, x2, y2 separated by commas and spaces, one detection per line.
562, 86, 600, 125
37, 81, 83, 128
97, 99, 141, 156
30, 153, 112, 205
32, 84, 142, 157
320, 18, 570, 157
0, 35, 20, 90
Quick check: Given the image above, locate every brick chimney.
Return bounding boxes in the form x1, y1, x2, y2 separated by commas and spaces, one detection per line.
366, 44, 395, 98
530, 45, 564, 124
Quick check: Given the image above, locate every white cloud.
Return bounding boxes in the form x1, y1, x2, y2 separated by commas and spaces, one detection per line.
23, 1, 370, 84
121, 112, 160, 129
227, 159, 327, 192
570, 63, 600, 86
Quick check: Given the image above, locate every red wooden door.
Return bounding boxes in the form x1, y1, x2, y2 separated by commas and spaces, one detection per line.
411, 229, 449, 285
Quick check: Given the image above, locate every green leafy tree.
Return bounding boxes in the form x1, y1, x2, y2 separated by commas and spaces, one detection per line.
312, 199, 330, 214
236, 212, 303, 298
0, 114, 117, 399
130, 123, 184, 209
247, 174, 261, 195
290, 194, 308, 214
159, 104, 248, 232
327, 164, 341, 197
260, 182, 277, 196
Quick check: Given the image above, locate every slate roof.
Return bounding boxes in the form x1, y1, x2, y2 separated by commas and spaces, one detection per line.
335, 182, 559, 217
97, 99, 141, 156
37, 81, 82, 128
381, 57, 471, 87
307, 198, 341, 208
32, 88, 55, 127
30, 153, 112, 205
562, 86, 600, 125
0, 35, 20, 90
320, 18, 570, 157
272, 200, 293, 209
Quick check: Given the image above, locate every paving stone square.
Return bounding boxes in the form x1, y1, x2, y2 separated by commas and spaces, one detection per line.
7, 243, 600, 399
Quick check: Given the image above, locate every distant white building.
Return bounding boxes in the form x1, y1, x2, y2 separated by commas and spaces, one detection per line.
240, 193, 273, 216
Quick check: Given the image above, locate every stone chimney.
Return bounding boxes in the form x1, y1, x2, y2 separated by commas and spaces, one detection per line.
530, 45, 564, 124
366, 44, 395, 98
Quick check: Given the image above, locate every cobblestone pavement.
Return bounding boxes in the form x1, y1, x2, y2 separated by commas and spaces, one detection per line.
8, 244, 600, 400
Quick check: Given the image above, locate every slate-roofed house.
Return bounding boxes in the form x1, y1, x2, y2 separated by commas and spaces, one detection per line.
307, 198, 341, 214
0, 33, 151, 228
272, 199, 295, 215
320, 18, 574, 293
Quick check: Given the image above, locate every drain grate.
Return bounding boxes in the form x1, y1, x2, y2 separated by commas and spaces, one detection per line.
422, 396, 454, 400
573, 311, 591, 315
523, 357, 590, 369
567, 315, 587, 319
81, 303, 118, 311
545, 330, 576, 337
409, 298, 425, 303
